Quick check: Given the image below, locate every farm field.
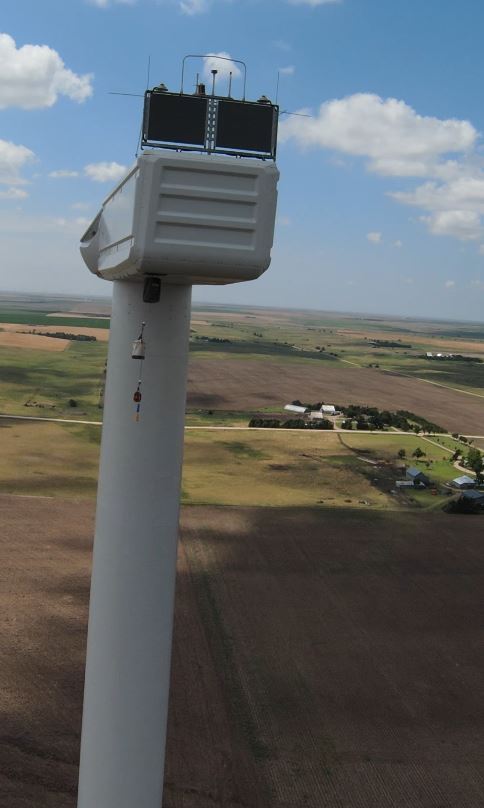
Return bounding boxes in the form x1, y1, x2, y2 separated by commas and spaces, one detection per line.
1, 498, 484, 807
187, 358, 484, 434
0, 421, 469, 508
0, 296, 483, 433
1, 296, 484, 807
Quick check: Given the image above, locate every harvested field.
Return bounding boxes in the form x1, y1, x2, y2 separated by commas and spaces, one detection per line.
1, 498, 484, 807
338, 328, 484, 354
0, 323, 109, 341
188, 358, 484, 433
0, 331, 69, 351
47, 312, 109, 320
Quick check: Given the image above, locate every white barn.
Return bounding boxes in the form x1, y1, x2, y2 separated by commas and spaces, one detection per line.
284, 404, 308, 414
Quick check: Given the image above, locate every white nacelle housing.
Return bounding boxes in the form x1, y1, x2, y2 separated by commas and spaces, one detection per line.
80, 150, 279, 285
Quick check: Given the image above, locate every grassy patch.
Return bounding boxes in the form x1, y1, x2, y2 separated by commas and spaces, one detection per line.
0, 341, 107, 420
182, 430, 392, 508
0, 421, 100, 497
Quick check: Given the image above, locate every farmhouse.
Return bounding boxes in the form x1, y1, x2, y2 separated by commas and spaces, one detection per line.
452, 475, 476, 489
406, 467, 430, 487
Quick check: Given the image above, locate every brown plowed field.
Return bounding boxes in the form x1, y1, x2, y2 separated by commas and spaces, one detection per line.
1, 498, 484, 806
188, 357, 484, 433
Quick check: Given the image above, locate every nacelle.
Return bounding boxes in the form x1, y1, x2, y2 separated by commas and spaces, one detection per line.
80, 150, 279, 285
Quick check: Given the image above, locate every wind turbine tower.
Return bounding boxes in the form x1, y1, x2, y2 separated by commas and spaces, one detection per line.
77, 58, 279, 808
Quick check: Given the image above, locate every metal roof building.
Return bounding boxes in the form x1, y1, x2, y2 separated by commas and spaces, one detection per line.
452, 475, 476, 489
406, 467, 430, 486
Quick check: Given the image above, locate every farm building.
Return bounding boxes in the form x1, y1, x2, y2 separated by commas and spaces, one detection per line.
321, 404, 337, 415
452, 475, 476, 489
308, 411, 325, 420
395, 480, 415, 489
406, 467, 430, 487
460, 490, 484, 510
284, 404, 308, 414
462, 491, 484, 508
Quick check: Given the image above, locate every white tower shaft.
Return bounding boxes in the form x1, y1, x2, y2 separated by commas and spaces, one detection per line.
77, 280, 192, 808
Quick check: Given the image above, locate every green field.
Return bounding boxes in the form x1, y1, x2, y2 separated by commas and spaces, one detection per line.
0, 341, 107, 420
0, 308, 110, 329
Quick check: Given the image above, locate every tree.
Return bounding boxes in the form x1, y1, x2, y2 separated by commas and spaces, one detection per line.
412, 447, 426, 458
467, 448, 483, 483
397, 449, 406, 459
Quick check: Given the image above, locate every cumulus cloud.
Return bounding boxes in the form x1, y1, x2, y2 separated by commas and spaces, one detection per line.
85, 162, 128, 182
367, 231, 382, 244
280, 94, 477, 177
444, 280, 456, 288
391, 177, 484, 214
421, 210, 482, 241
0, 187, 28, 199
279, 65, 295, 76
280, 92, 484, 244
0, 33, 93, 109
49, 170, 80, 179
394, 240, 403, 248
0, 139, 35, 185
202, 52, 241, 81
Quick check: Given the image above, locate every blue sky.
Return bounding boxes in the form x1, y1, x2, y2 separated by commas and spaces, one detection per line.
2, 0, 484, 320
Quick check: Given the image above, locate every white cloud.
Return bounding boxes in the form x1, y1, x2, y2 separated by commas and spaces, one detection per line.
444, 280, 456, 288
288, 0, 342, 5
71, 202, 91, 211
0, 187, 28, 199
84, 162, 127, 182
202, 52, 242, 81
49, 170, 80, 179
180, 0, 209, 13
470, 279, 484, 290
367, 231, 382, 244
0, 139, 35, 185
0, 33, 93, 109
394, 240, 403, 248
273, 40, 292, 52
88, 0, 136, 6
280, 94, 477, 178
421, 210, 482, 241
391, 177, 484, 214
280, 92, 484, 244
279, 65, 295, 76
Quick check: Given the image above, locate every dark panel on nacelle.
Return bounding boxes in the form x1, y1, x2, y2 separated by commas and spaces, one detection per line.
144, 92, 208, 146
216, 101, 276, 154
